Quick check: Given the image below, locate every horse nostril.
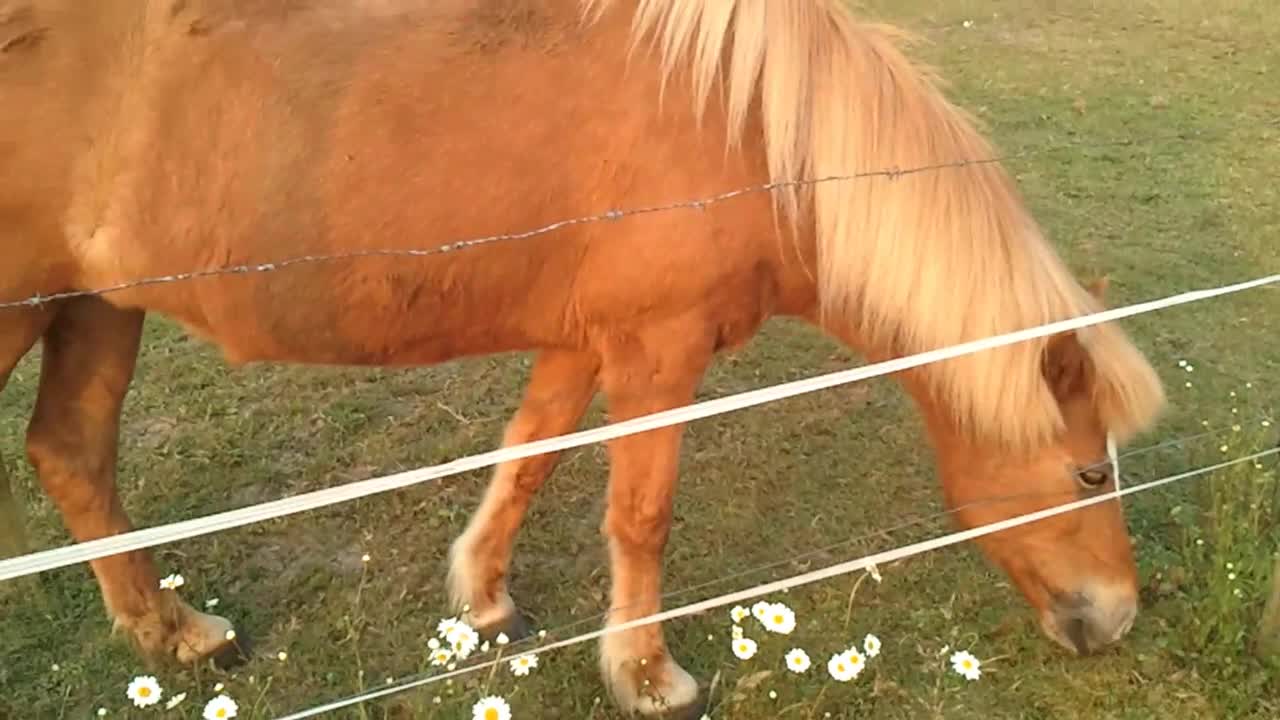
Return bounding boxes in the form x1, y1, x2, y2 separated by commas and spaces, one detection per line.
1065, 616, 1090, 654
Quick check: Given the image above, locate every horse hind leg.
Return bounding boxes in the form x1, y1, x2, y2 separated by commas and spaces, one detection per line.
23, 297, 244, 667
447, 349, 600, 640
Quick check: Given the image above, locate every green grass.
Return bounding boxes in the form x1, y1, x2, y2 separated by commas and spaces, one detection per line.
3, 0, 1280, 717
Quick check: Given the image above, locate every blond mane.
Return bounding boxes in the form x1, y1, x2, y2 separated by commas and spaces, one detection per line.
582, 0, 1165, 452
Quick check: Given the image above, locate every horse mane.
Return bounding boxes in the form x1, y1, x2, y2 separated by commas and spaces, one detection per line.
581, 0, 1165, 452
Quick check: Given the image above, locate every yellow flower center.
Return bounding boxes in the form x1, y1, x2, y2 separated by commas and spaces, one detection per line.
139, 687, 151, 698
216, 711, 227, 719
962, 660, 973, 669
484, 708, 499, 720
773, 614, 783, 624
837, 663, 846, 672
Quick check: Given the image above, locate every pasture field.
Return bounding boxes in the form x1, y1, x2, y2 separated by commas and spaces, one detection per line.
2, 0, 1278, 717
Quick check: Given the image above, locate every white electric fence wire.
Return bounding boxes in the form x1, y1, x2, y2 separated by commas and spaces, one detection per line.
0, 272, 1275, 583
276, 446, 1280, 719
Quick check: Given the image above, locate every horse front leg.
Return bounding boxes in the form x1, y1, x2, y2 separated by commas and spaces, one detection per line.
597, 324, 712, 720
448, 349, 600, 639
0, 304, 56, 561
24, 297, 242, 666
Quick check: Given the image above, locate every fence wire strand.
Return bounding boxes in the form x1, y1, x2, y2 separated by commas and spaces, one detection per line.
275, 446, 1280, 719
458, 419, 1262, 649
1, 270, 1276, 582
0, 117, 1272, 719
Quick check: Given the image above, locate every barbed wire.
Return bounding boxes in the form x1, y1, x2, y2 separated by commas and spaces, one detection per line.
274, 446, 1280, 719
0, 129, 1217, 310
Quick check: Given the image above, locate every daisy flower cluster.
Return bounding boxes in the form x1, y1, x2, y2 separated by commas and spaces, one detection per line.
727, 595, 987, 695
125, 675, 238, 719
430, 616, 482, 668
727, 598, 883, 683
421, 613, 541, 719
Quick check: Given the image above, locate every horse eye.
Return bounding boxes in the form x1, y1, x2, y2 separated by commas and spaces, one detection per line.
1076, 467, 1110, 488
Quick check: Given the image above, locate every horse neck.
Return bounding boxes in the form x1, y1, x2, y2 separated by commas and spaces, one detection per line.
795, 292, 985, 474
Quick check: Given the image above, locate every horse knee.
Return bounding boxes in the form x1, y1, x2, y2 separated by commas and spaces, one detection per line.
603, 499, 673, 554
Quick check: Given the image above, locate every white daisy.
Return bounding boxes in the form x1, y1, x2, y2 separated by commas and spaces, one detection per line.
731, 624, 744, 639
428, 638, 441, 650
471, 695, 512, 720
863, 633, 882, 658
827, 651, 858, 682
429, 648, 453, 666
784, 648, 811, 673
213, 683, 224, 692
205, 598, 220, 609
731, 637, 758, 660
449, 624, 481, 659
848, 648, 866, 676
165, 692, 188, 710
730, 605, 750, 623
509, 653, 538, 676
496, 632, 510, 646
437, 617, 461, 638
950, 650, 982, 681
159, 573, 185, 591
126, 675, 163, 708
202, 694, 239, 719
751, 600, 771, 622
762, 603, 796, 635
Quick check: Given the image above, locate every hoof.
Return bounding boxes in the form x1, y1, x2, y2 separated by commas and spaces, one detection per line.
601, 646, 703, 720
210, 628, 252, 670
649, 695, 708, 720
174, 607, 249, 669
475, 610, 533, 643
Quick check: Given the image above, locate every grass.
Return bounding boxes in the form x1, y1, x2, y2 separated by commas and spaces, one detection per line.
2, 0, 1279, 717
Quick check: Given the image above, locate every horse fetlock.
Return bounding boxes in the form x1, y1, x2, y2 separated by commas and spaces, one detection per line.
446, 537, 528, 640
600, 633, 703, 718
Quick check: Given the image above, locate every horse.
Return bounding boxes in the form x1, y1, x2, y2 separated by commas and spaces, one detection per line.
0, 0, 1166, 716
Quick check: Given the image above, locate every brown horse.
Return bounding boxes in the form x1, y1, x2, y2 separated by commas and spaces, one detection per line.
1, 0, 1166, 715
